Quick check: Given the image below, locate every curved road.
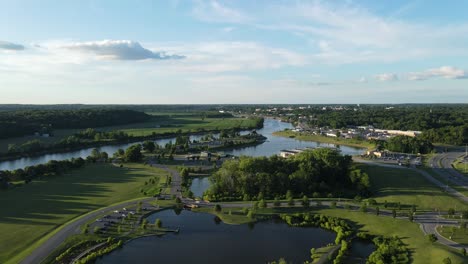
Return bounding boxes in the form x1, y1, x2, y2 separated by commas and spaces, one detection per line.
20, 197, 154, 264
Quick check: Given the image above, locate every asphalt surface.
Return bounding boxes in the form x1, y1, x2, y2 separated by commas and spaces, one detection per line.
429, 152, 468, 189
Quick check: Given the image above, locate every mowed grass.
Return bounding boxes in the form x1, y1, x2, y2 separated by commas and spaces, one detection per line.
0, 163, 168, 263
119, 117, 260, 137
315, 208, 467, 264
437, 225, 468, 245
360, 165, 468, 211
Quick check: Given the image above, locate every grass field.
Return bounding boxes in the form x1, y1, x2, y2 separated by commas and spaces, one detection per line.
437, 225, 468, 245
360, 165, 468, 211
273, 130, 375, 150
0, 163, 169, 263
119, 116, 260, 137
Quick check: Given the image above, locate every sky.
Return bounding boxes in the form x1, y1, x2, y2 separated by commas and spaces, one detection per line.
1, 0, 468, 104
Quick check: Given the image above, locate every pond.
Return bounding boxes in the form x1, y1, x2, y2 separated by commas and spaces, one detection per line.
96, 209, 337, 264
345, 239, 376, 264
189, 177, 211, 198
0, 118, 366, 171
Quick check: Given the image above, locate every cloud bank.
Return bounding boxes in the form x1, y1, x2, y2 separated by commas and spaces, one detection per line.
0, 41, 25, 51
375, 73, 398, 81
407, 66, 468, 80
62, 40, 185, 60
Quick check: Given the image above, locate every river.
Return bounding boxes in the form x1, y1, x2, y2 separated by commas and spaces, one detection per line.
0, 118, 365, 171
96, 209, 336, 264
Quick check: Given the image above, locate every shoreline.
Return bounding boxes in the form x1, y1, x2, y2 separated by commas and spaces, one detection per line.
272, 130, 374, 151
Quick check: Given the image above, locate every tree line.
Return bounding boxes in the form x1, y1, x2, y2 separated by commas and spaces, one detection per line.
0, 109, 151, 139
379, 135, 434, 154
204, 148, 370, 201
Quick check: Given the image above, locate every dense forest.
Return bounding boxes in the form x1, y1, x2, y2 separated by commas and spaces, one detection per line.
0, 109, 151, 139
204, 148, 370, 201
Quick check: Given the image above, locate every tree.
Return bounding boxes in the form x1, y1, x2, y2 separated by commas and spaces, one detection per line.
442, 257, 452, 264
448, 208, 455, 218
259, 199, 267, 208
273, 197, 281, 207
287, 197, 295, 206
330, 201, 337, 209
426, 234, 438, 243
142, 141, 156, 153
155, 218, 162, 228
125, 144, 142, 162
392, 209, 397, 218
462, 210, 468, 219
375, 206, 380, 216
141, 219, 148, 230
302, 195, 309, 207
460, 248, 466, 256
82, 223, 89, 234
409, 213, 414, 222
91, 148, 100, 159
214, 204, 222, 212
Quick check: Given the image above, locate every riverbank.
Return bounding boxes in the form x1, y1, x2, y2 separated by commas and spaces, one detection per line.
273, 130, 375, 150
0, 120, 264, 163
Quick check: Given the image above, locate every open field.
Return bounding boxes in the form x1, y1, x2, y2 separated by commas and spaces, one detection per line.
273, 130, 375, 150
118, 116, 260, 137
360, 165, 468, 211
0, 163, 168, 263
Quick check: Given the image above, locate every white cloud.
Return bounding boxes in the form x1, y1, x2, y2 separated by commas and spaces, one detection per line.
61, 40, 185, 60
407, 66, 468, 80
375, 73, 398, 81
358, 77, 368, 83
0, 41, 25, 51
192, 0, 251, 23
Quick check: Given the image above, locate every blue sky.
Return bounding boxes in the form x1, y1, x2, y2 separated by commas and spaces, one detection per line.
1, 0, 468, 104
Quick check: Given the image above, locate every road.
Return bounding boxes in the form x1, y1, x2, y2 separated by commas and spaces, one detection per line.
20, 198, 154, 264
150, 164, 182, 198
429, 152, 468, 189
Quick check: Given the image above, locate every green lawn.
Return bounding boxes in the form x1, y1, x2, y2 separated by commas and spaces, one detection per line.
360, 165, 468, 211
0, 163, 168, 263
437, 225, 468, 245
315, 208, 466, 264
273, 130, 374, 150
453, 157, 468, 176
119, 117, 260, 137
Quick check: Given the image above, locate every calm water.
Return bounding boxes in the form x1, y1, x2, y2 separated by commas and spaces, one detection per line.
189, 177, 211, 198
96, 210, 336, 264
223, 119, 364, 157
0, 119, 365, 171
345, 239, 376, 264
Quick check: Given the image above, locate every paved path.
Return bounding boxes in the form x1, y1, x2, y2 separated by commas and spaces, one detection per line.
20, 198, 153, 264
150, 164, 182, 198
